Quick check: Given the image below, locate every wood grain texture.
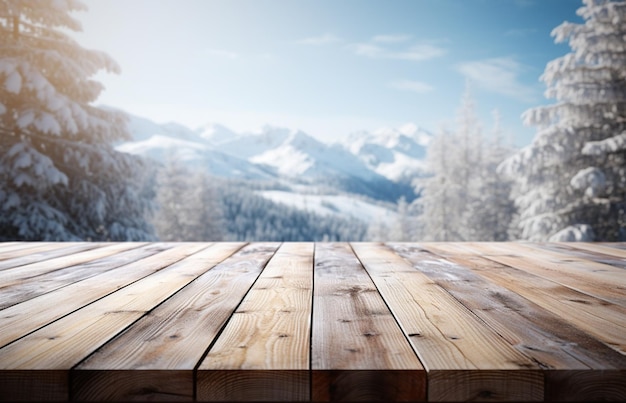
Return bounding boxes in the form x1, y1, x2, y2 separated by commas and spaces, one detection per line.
71, 370, 192, 402
435, 243, 626, 356
567, 242, 626, 258
544, 370, 626, 402
0, 242, 625, 402
311, 243, 425, 402
0, 370, 68, 402
0, 243, 161, 310
0, 242, 94, 269
0, 242, 143, 291
72, 243, 279, 402
197, 243, 313, 401
0, 243, 206, 348
462, 242, 626, 307
0, 242, 33, 253
0, 243, 243, 401
198, 370, 309, 402
312, 370, 425, 402
427, 370, 543, 402
351, 243, 543, 402
393, 242, 626, 401
527, 242, 626, 269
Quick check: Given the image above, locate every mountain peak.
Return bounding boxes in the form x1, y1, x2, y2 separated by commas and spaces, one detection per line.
116, 109, 430, 191
284, 129, 325, 151
196, 123, 238, 145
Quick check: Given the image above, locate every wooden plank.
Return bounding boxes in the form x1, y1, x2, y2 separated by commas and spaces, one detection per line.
599, 242, 626, 250
350, 242, 543, 402
0, 242, 103, 271
0, 242, 145, 291
0, 243, 159, 310
526, 243, 626, 269
391, 242, 626, 402
0, 243, 243, 402
433, 243, 626, 356
0, 242, 83, 263
0, 242, 58, 255
461, 242, 626, 308
72, 243, 280, 402
0, 243, 207, 348
311, 243, 426, 402
565, 242, 626, 259
197, 243, 313, 402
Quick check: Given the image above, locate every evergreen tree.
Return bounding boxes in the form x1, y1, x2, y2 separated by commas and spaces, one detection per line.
366, 196, 419, 241
152, 153, 190, 241
186, 171, 226, 241
466, 110, 516, 241
219, 182, 368, 241
415, 86, 481, 241
414, 125, 460, 241
456, 84, 483, 234
0, 0, 154, 240
416, 91, 517, 241
500, 0, 626, 241
152, 152, 226, 241
388, 196, 419, 241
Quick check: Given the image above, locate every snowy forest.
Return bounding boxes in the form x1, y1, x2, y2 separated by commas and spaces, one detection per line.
0, 0, 625, 242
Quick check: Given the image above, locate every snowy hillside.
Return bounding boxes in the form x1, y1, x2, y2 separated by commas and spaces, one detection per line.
117, 135, 276, 180
257, 190, 398, 223
196, 123, 239, 146
210, 125, 291, 159
116, 118, 277, 180
343, 123, 432, 183
248, 130, 383, 182
122, 112, 201, 143
114, 109, 427, 202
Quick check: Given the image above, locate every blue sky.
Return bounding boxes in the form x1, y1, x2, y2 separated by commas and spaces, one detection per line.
73, 0, 581, 146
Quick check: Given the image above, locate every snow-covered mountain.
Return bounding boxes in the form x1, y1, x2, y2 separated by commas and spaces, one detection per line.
196, 122, 239, 146
343, 123, 432, 183
114, 110, 430, 202
257, 190, 399, 223
210, 125, 292, 159
231, 128, 382, 182
116, 115, 276, 180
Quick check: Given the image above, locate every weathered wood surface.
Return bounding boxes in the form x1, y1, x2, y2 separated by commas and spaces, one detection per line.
0, 242, 625, 402
311, 243, 426, 401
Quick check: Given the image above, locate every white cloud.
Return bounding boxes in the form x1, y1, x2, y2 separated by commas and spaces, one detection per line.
457, 57, 537, 102
396, 44, 446, 61
297, 33, 341, 46
353, 43, 385, 58
390, 80, 434, 94
372, 34, 412, 43
351, 41, 445, 62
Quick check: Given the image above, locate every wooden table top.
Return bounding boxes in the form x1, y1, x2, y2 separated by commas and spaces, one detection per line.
0, 241, 625, 402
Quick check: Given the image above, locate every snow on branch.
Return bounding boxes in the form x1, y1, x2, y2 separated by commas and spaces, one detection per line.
570, 166, 607, 197
582, 132, 626, 155
549, 223, 596, 241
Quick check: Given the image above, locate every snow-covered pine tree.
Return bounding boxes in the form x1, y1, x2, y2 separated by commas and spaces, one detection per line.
387, 196, 419, 241
415, 86, 486, 241
0, 0, 155, 240
465, 109, 516, 241
414, 125, 461, 241
152, 152, 193, 241
455, 84, 486, 241
186, 171, 226, 241
152, 152, 226, 241
499, 0, 626, 241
